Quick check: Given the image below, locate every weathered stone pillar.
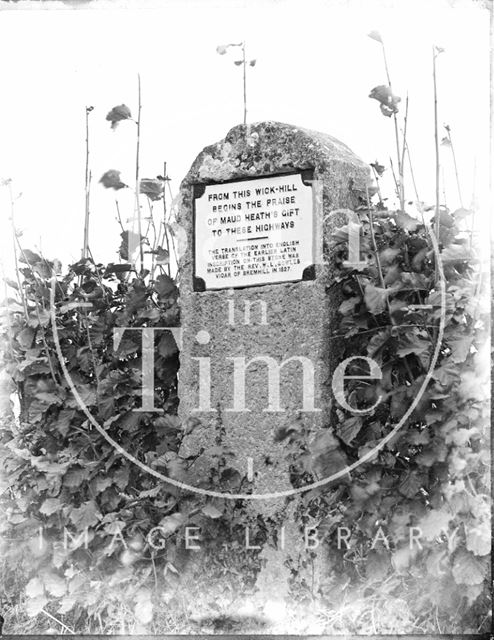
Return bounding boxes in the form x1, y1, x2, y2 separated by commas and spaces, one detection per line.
178, 122, 368, 492
176, 121, 369, 623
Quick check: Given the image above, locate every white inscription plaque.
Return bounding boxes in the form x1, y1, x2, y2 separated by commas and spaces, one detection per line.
194, 171, 314, 290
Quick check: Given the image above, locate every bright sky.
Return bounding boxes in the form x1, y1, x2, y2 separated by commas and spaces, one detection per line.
0, 0, 490, 272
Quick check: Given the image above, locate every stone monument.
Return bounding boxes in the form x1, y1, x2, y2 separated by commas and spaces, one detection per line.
176, 121, 370, 623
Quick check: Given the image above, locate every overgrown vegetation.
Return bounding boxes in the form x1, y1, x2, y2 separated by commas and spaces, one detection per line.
0, 32, 490, 635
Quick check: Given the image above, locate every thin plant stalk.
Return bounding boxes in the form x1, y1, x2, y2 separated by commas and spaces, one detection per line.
404, 140, 426, 228
433, 47, 441, 256
7, 183, 29, 322
145, 197, 158, 279
135, 74, 144, 274
1, 271, 15, 360
86, 246, 110, 307
389, 157, 400, 204
242, 42, 247, 125
400, 94, 409, 185
444, 125, 463, 207
380, 39, 404, 210
82, 106, 92, 259
469, 158, 477, 249
370, 166, 385, 208
365, 186, 386, 291
115, 198, 125, 234
441, 166, 448, 210
165, 180, 179, 277
162, 161, 171, 276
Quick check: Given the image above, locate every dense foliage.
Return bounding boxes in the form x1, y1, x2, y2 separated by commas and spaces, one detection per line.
0, 198, 489, 633
284, 204, 490, 632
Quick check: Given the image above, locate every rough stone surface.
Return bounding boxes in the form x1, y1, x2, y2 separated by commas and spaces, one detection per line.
176, 121, 369, 616
177, 121, 369, 503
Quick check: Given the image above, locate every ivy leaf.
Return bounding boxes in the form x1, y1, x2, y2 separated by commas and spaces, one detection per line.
64, 466, 89, 488
452, 550, 487, 585
368, 30, 383, 43
338, 297, 360, 315
42, 572, 66, 597
26, 577, 44, 598
100, 170, 127, 191
154, 274, 176, 298
104, 262, 133, 276
25, 595, 48, 617
31, 457, 70, 475
364, 284, 388, 314
3, 277, 19, 290
35, 391, 63, 406
201, 503, 223, 519
65, 384, 96, 408
113, 465, 130, 490
39, 497, 62, 516
166, 457, 187, 481
311, 443, 349, 480
16, 327, 35, 349
465, 522, 491, 556
220, 467, 242, 490
158, 332, 178, 359
458, 370, 486, 402
140, 178, 164, 201
106, 104, 132, 128
69, 500, 102, 529
103, 520, 126, 535
383, 264, 401, 286
159, 512, 184, 535
432, 208, 455, 228
391, 546, 416, 572
407, 429, 430, 446
369, 85, 401, 116
58, 597, 76, 614
156, 247, 170, 265
464, 584, 483, 606
370, 160, 385, 176
366, 550, 390, 582
447, 334, 473, 363
445, 427, 477, 446
451, 207, 473, 222
399, 470, 423, 498
367, 328, 392, 358
417, 508, 452, 540
394, 211, 420, 231
432, 360, 460, 385
397, 332, 430, 358
119, 230, 142, 260
147, 246, 169, 265
114, 337, 139, 357
93, 476, 113, 494
379, 247, 400, 265
441, 243, 472, 263
135, 595, 153, 625
19, 249, 42, 265
311, 430, 339, 455
54, 409, 76, 437
337, 416, 363, 446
